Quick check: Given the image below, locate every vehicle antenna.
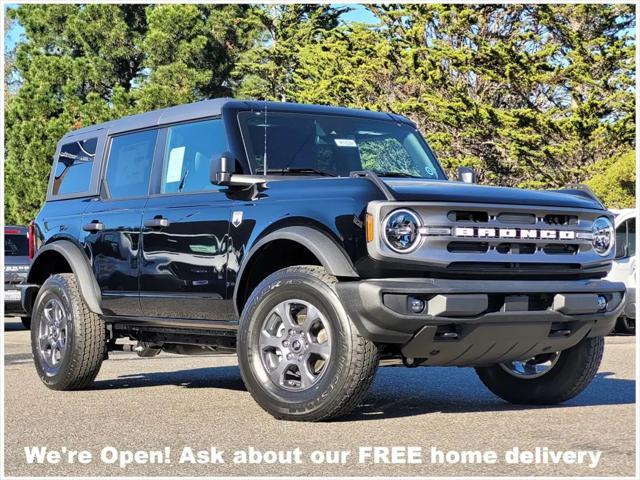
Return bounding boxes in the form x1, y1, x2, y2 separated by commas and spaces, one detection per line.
263, 100, 268, 174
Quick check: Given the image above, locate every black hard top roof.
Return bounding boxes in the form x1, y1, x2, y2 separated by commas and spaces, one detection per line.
61, 98, 415, 140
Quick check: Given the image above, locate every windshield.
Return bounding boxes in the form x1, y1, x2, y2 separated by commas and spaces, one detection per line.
5, 234, 28, 257
238, 111, 445, 179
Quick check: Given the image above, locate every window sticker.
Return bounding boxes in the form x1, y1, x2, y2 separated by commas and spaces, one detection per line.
166, 146, 185, 182
334, 138, 357, 147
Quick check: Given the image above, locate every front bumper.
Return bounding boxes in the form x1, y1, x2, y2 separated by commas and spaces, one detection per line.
336, 278, 625, 366
4, 284, 27, 315
623, 287, 635, 319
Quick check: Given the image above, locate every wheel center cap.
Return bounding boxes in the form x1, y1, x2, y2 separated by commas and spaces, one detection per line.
291, 339, 303, 353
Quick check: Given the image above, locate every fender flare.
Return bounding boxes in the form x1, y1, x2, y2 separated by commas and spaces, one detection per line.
28, 240, 103, 315
233, 226, 359, 311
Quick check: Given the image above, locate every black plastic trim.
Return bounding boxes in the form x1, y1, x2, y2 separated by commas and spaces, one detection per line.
335, 278, 625, 344
27, 240, 103, 314
233, 226, 359, 316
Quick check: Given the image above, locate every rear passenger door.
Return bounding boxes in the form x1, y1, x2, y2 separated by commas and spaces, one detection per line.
139, 118, 235, 321
81, 129, 158, 317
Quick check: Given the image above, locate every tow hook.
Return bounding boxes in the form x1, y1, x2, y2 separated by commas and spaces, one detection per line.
402, 356, 418, 368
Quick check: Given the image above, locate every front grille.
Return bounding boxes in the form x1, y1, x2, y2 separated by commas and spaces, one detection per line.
447, 241, 489, 253
448, 262, 582, 272
447, 242, 581, 256
495, 243, 536, 255
543, 244, 579, 255
447, 210, 489, 223
370, 200, 612, 280
544, 214, 578, 226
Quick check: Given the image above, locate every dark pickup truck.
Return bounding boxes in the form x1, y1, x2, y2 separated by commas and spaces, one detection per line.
22, 99, 624, 421
4, 225, 31, 328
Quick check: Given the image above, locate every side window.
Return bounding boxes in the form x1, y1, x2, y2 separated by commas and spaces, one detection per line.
105, 129, 158, 199
628, 218, 636, 257
615, 218, 637, 259
52, 137, 97, 195
615, 221, 628, 258
161, 119, 227, 194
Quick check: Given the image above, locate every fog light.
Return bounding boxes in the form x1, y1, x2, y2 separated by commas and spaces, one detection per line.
409, 297, 426, 314
597, 295, 607, 311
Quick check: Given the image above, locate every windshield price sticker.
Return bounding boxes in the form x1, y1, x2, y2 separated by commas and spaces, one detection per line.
334, 138, 357, 147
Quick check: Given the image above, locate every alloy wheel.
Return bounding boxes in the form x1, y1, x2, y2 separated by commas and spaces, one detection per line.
499, 352, 560, 379
257, 299, 332, 391
36, 297, 70, 376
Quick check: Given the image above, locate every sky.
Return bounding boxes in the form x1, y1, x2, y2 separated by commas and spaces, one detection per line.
3, 3, 379, 53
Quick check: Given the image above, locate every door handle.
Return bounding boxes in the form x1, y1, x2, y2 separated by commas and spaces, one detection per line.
144, 217, 170, 229
82, 221, 104, 232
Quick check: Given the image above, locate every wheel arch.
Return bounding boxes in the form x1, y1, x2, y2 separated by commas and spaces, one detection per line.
233, 226, 359, 317
27, 240, 103, 315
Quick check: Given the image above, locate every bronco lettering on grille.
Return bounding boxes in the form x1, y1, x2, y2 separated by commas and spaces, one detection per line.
454, 227, 576, 240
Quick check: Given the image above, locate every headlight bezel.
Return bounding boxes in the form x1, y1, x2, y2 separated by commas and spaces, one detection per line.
382, 208, 422, 253
591, 216, 614, 257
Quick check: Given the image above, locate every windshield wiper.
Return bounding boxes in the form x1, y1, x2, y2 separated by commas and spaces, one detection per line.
372, 171, 423, 178
178, 170, 189, 192
256, 167, 337, 177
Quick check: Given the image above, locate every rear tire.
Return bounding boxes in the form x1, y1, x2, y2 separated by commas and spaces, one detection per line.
237, 265, 379, 421
21, 316, 31, 330
31, 273, 106, 390
615, 316, 635, 335
475, 336, 604, 404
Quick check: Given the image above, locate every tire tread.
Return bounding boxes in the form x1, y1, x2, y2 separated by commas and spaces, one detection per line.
33, 273, 106, 390
240, 265, 379, 421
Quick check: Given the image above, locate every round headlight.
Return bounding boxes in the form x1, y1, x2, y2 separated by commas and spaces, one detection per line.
592, 216, 614, 256
383, 209, 421, 253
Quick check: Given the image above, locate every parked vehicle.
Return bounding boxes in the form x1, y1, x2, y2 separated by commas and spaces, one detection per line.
21, 99, 625, 421
608, 208, 636, 334
4, 225, 32, 328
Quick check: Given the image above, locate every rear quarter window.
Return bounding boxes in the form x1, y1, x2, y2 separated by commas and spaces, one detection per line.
4, 234, 28, 256
52, 137, 98, 196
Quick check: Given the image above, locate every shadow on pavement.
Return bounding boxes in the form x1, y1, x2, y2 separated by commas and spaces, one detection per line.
4, 318, 27, 332
90, 362, 634, 420
342, 368, 635, 421
92, 365, 246, 392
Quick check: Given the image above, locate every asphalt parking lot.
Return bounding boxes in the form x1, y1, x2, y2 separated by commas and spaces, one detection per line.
3, 316, 636, 477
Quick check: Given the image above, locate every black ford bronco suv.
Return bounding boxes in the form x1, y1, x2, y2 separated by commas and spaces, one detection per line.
23, 99, 624, 421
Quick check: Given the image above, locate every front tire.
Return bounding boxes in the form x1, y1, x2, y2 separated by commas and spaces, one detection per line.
31, 273, 106, 390
475, 336, 604, 405
237, 266, 379, 421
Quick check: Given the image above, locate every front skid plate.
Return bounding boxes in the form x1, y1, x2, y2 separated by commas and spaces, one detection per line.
401, 321, 593, 366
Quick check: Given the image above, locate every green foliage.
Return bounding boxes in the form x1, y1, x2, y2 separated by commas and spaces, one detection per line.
359, 138, 420, 176
3, 4, 636, 224
137, 3, 256, 110
233, 4, 346, 101
4, 4, 254, 224
585, 151, 636, 209
280, 4, 635, 188
5, 4, 148, 224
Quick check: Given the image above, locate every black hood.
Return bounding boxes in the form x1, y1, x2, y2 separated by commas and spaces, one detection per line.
384, 179, 604, 210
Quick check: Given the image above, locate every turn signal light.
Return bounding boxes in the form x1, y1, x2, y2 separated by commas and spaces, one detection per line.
366, 214, 374, 243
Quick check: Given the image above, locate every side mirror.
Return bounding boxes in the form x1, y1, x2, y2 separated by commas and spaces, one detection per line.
210, 152, 235, 185
457, 166, 477, 184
